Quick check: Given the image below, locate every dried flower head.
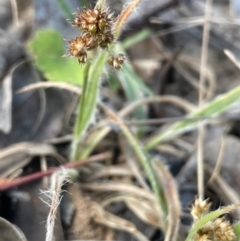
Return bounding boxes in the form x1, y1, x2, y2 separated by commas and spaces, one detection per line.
108, 54, 126, 70
213, 217, 236, 241
200, 222, 214, 237
66, 36, 88, 63
82, 33, 98, 50
66, 6, 118, 64
73, 7, 115, 49
73, 8, 114, 34
195, 216, 236, 241
191, 198, 211, 221
195, 233, 211, 241
98, 31, 115, 49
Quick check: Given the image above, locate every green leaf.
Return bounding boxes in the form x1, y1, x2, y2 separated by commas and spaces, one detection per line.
146, 85, 240, 150
115, 44, 154, 124
71, 51, 109, 160
234, 222, 240, 239
122, 29, 152, 49
28, 29, 84, 85
117, 65, 147, 121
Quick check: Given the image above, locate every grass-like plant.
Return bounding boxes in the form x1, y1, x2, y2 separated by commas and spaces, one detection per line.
65, 0, 170, 231
66, 0, 142, 161
26, 0, 240, 240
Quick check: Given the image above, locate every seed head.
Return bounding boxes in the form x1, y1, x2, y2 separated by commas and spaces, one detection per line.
108, 54, 126, 70
213, 218, 236, 241
73, 8, 114, 35
191, 198, 211, 221
66, 6, 117, 65
195, 234, 211, 241
82, 33, 98, 51
67, 36, 87, 63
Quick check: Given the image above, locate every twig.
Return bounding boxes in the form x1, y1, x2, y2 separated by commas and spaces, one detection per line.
0, 151, 112, 191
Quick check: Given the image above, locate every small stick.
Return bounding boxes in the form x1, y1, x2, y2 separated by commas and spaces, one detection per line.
0, 151, 112, 191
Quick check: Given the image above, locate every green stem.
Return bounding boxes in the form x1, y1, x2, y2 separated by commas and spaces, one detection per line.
71, 64, 90, 161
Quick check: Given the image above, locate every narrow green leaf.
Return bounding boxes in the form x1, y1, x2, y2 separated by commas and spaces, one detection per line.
122, 64, 154, 97
28, 29, 84, 85
115, 43, 153, 124
122, 29, 152, 49
71, 51, 109, 160
117, 66, 147, 120
146, 85, 240, 150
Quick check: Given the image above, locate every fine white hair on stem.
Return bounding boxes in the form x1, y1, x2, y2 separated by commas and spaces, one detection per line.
43, 170, 69, 241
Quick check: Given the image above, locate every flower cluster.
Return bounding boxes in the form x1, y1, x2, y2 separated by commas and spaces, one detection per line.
66, 6, 126, 69
66, 7, 114, 64
73, 8, 114, 49
191, 199, 236, 241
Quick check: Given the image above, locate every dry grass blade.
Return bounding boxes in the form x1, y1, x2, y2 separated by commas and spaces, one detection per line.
10, 0, 18, 25
0, 73, 12, 134
205, 163, 240, 216
101, 194, 162, 228
114, 0, 142, 39
0, 142, 66, 177
81, 182, 156, 201
0, 142, 60, 160
0, 58, 25, 134
153, 161, 180, 241
224, 49, 240, 69
16, 82, 81, 95
87, 165, 133, 181
207, 134, 226, 185
120, 137, 150, 191
125, 196, 163, 229
119, 95, 196, 116
197, 0, 213, 201
92, 202, 150, 241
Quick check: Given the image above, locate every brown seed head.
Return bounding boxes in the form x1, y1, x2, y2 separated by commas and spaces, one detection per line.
108, 54, 126, 70
191, 198, 211, 221
195, 234, 211, 241
67, 36, 87, 63
73, 8, 114, 35
98, 31, 114, 49
213, 218, 236, 241
83, 33, 98, 51
66, 7, 116, 64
